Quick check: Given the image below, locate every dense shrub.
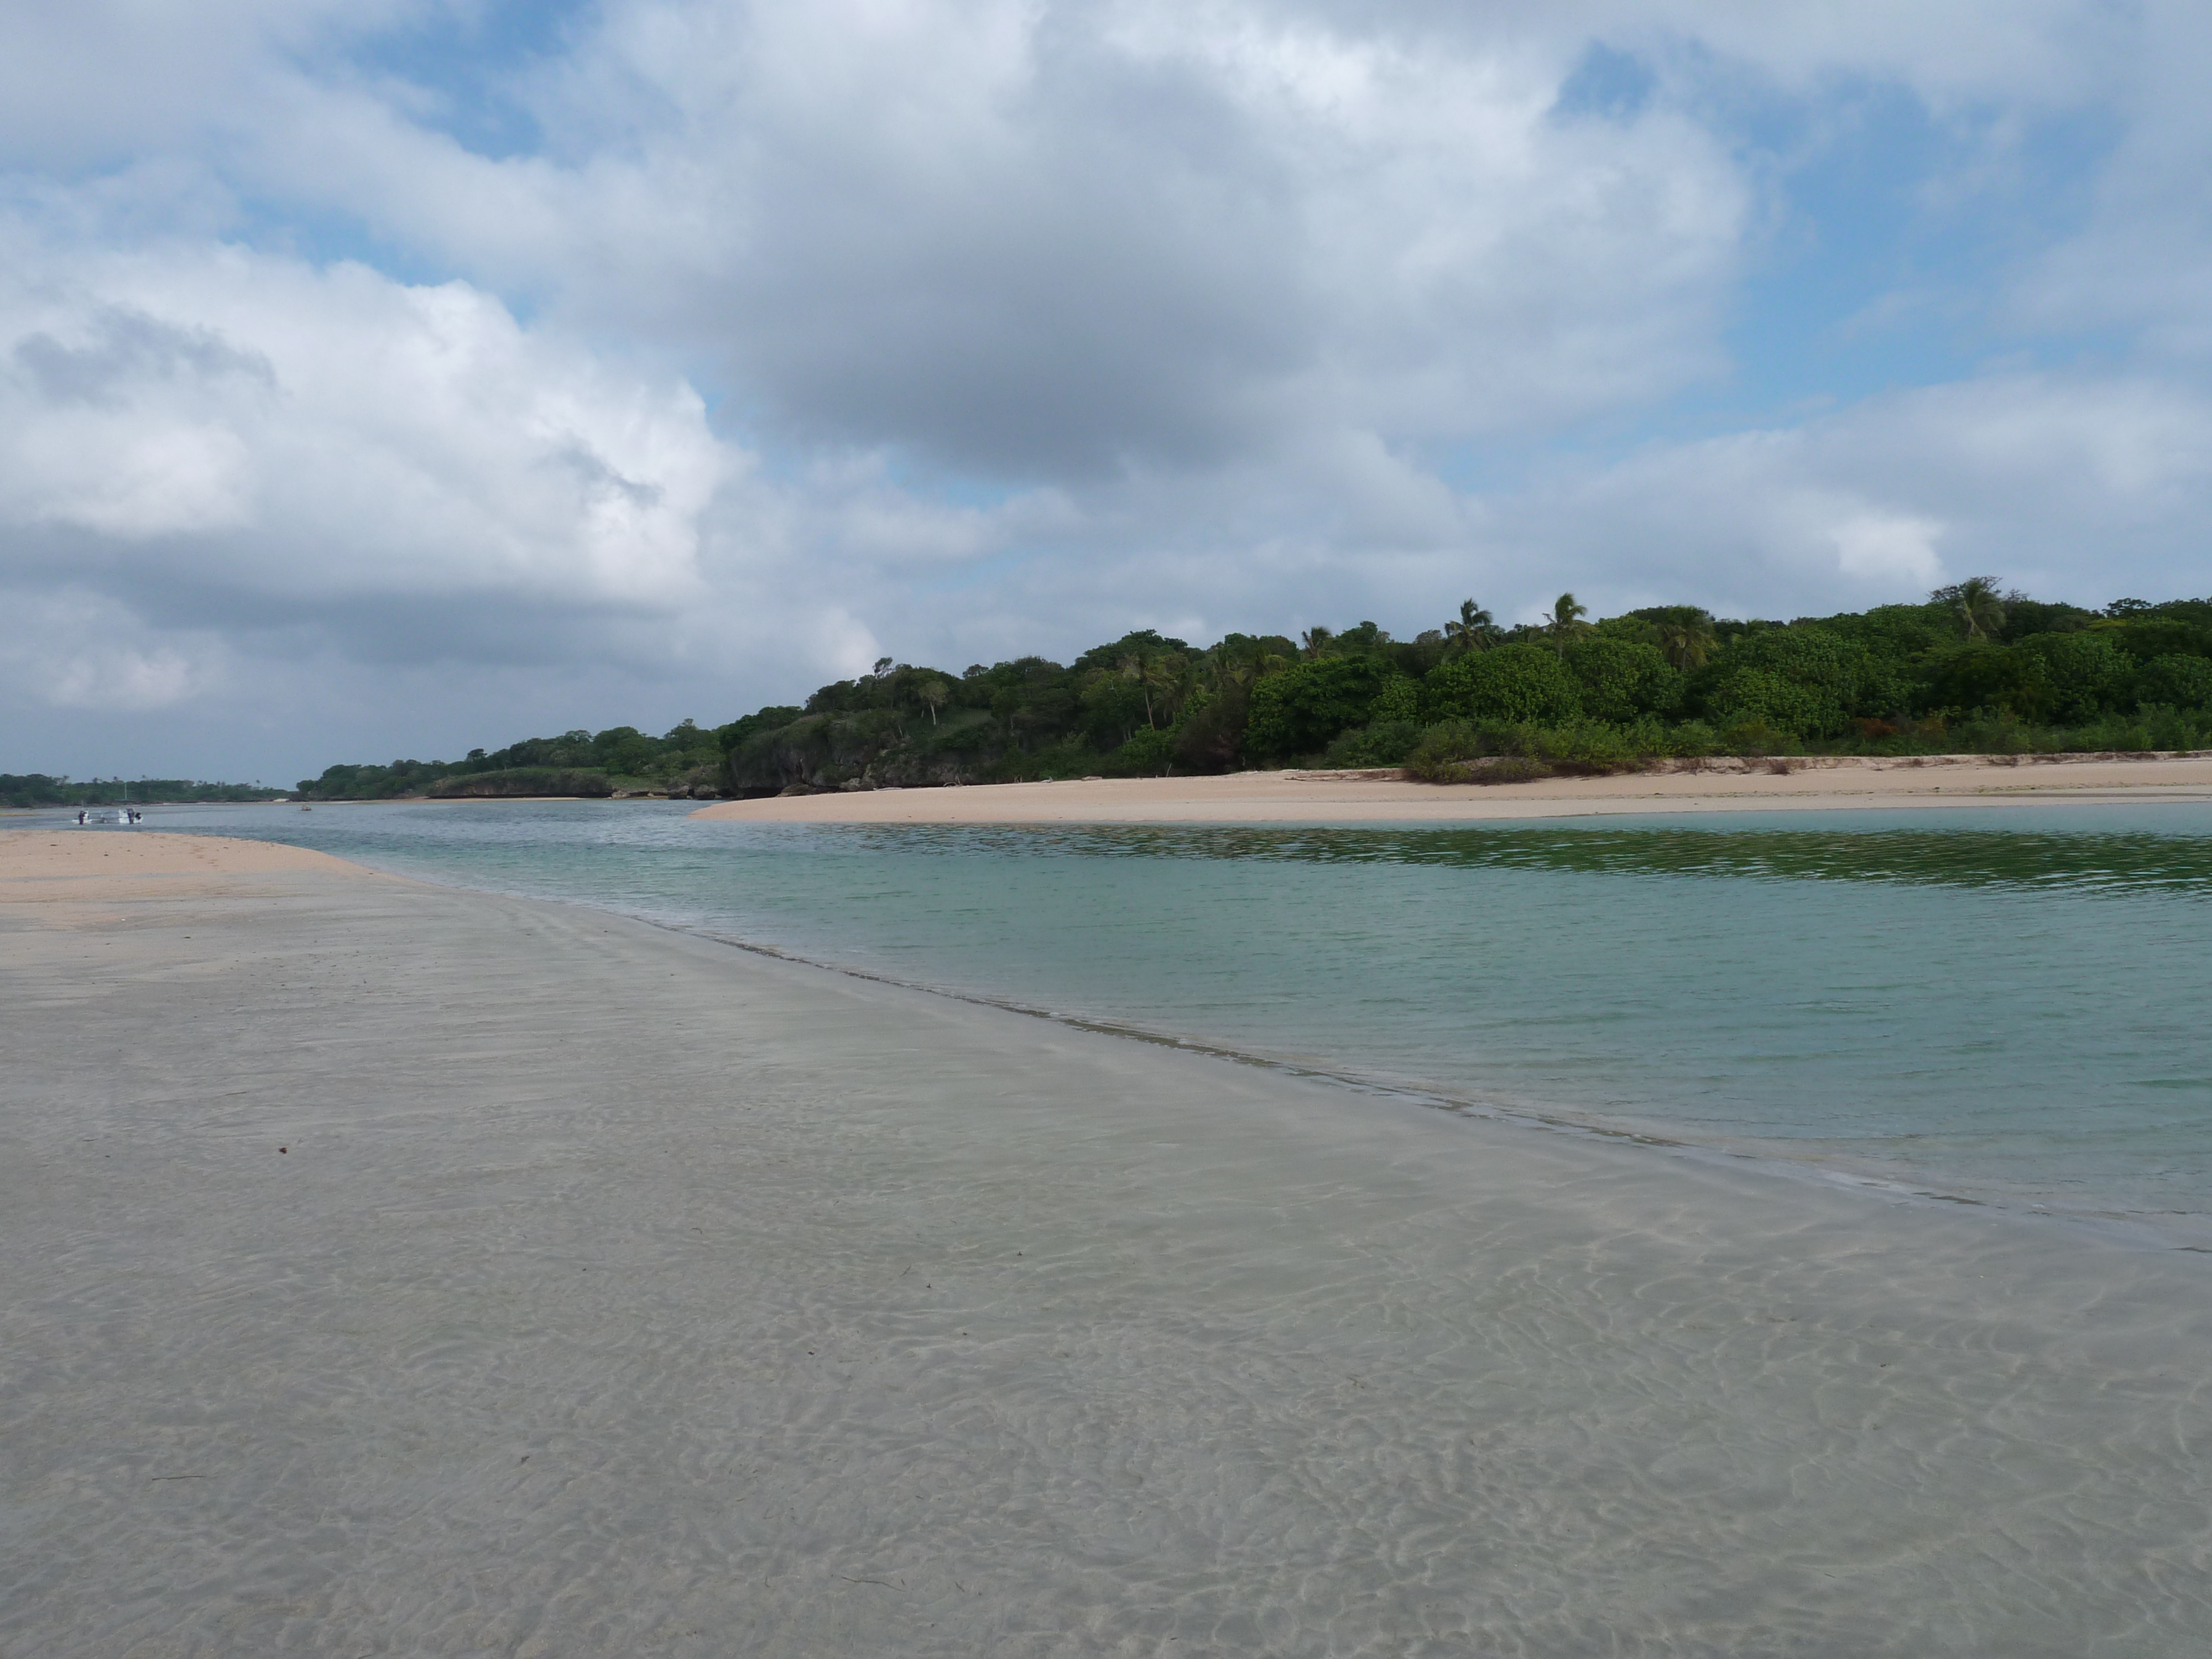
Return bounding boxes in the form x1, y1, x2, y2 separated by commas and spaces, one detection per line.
1404, 719, 1481, 779
1926, 631, 2136, 723
1321, 721, 1423, 767
1422, 644, 1583, 725
1173, 686, 1251, 771
1699, 670, 1839, 739
1691, 626, 1864, 737
426, 768, 615, 799
2140, 654, 2212, 709
1564, 637, 1682, 723
1243, 656, 1395, 760
1401, 716, 1651, 779
2017, 631, 2133, 722
1102, 727, 1176, 775
2106, 617, 2212, 663
1370, 676, 1421, 723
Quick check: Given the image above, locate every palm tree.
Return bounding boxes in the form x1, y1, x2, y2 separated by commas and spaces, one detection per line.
1543, 592, 1590, 658
1937, 577, 2007, 641
1301, 626, 1335, 659
1113, 653, 1157, 728
1113, 651, 1191, 729
1206, 637, 1286, 691
1141, 653, 1188, 727
1656, 615, 1716, 671
1202, 643, 1247, 692
1444, 599, 1498, 655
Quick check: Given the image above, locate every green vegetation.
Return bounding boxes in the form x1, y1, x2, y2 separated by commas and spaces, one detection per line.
296, 722, 722, 800
713, 585, 2212, 795
292, 583, 2212, 800
1, 775, 286, 809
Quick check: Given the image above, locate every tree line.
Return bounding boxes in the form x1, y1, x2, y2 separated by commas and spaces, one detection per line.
1, 775, 287, 810
295, 722, 723, 800
718, 583, 2212, 795
290, 582, 2212, 800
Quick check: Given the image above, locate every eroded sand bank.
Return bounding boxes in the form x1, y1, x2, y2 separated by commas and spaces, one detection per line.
692, 750, 2212, 823
6, 831, 2210, 1655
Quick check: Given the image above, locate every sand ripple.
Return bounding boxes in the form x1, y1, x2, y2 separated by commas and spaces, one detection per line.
4, 839, 2209, 1655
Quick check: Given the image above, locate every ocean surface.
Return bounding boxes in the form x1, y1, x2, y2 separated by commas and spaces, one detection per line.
54, 797, 2212, 1245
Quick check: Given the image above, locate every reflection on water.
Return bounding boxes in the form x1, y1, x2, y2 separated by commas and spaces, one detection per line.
83, 798, 2212, 1241
864, 820, 2212, 897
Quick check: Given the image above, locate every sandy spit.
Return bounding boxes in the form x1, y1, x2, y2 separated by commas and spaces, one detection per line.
6, 831, 2210, 1656
691, 750, 2212, 823
0, 825, 377, 919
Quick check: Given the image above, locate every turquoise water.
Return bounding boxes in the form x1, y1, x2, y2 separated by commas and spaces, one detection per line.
65, 799, 2212, 1241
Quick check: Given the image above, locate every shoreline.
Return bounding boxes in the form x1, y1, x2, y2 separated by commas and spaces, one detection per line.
692, 749, 2212, 823
8, 832, 2212, 1652
660, 906, 2205, 1255
18, 827, 2191, 1248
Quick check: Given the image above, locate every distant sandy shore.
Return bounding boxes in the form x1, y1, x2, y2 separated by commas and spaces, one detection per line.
0, 821, 356, 878
693, 749, 2212, 824
7, 830, 2211, 1653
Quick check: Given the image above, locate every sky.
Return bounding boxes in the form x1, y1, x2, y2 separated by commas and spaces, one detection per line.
3, 1, 2209, 784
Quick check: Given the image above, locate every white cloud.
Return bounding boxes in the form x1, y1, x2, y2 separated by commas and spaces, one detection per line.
1829, 512, 1945, 587
187, 0, 1749, 475
2007, 2, 2212, 359
0, 229, 731, 637
1581, 0, 2121, 103
0, 588, 226, 712
17, 419, 258, 541
4, 0, 2211, 782
0, 0, 401, 167
49, 645, 205, 712
1472, 374, 2212, 620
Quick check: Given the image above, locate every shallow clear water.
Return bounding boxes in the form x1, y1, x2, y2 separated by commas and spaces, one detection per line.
62, 798, 2212, 1239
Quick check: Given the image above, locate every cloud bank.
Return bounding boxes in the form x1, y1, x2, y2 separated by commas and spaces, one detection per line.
3, 0, 2209, 777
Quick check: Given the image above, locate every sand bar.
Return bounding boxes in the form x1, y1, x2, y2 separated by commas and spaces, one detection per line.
6, 830, 2211, 1654
692, 750, 2212, 823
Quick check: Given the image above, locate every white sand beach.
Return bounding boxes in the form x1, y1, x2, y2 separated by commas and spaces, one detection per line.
692, 750, 2212, 824
6, 830, 2211, 1655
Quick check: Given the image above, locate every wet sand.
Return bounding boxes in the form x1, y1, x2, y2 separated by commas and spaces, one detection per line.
692, 750, 2212, 824
6, 831, 2211, 1655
